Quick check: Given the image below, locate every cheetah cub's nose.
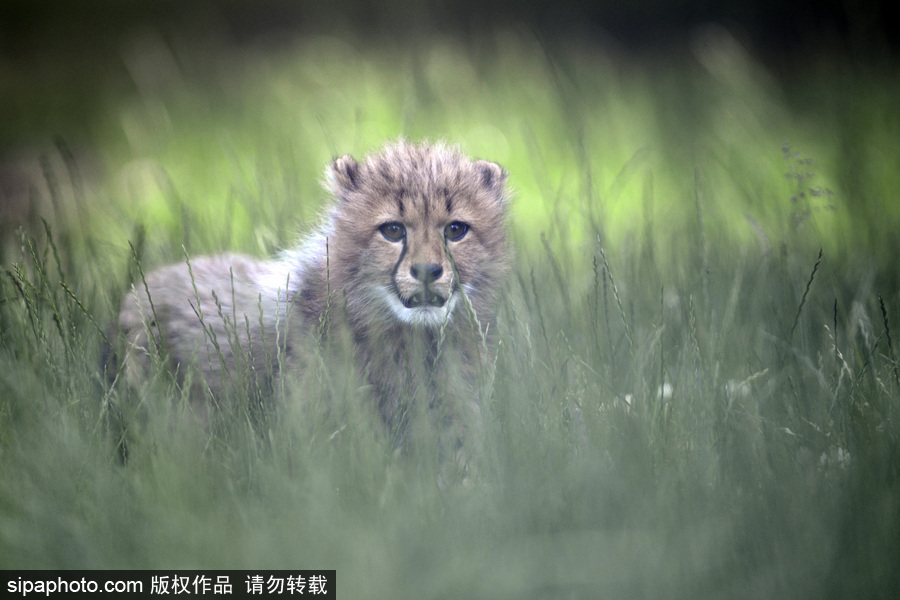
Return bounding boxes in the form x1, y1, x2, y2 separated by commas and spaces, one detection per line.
411, 263, 443, 284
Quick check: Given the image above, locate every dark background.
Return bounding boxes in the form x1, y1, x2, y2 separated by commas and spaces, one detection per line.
1, 0, 894, 59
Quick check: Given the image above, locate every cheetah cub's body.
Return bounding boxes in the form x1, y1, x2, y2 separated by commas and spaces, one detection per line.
118, 141, 511, 445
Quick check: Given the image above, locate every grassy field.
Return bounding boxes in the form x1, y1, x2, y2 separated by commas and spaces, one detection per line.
1, 26, 899, 598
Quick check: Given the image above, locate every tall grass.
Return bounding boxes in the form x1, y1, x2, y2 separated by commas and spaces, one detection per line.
1, 28, 899, 599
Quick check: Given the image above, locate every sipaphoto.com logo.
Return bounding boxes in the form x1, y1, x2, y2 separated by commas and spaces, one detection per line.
4, 570, 335, 598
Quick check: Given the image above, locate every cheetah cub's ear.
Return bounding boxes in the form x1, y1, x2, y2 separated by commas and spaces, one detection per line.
328, 154, 361, 197
475, 160, 509, 200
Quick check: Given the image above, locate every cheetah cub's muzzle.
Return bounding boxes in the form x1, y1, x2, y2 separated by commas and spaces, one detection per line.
405, 263, 447, 308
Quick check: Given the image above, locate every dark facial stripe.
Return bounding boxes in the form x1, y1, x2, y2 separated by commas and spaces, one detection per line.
390, 237, 408, 299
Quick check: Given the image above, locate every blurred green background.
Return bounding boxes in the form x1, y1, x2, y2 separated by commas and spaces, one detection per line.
1, 1, 899, 598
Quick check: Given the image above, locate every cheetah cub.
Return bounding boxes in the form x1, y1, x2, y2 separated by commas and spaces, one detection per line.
117, 140, 511, 457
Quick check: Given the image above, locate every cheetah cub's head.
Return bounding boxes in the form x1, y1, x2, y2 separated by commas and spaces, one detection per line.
327, 141, 510, 328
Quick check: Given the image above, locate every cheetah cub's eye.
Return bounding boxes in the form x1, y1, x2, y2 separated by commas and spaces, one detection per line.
379, 222, 406, 242
444, 221, 469, 242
